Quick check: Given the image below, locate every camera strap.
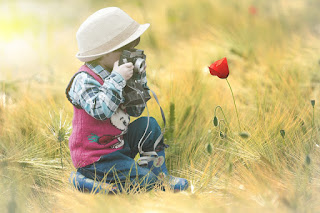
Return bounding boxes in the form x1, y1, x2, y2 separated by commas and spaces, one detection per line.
126, 84, 166, 166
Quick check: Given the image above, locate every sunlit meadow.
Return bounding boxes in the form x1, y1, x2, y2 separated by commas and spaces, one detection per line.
1, 0, 320, 212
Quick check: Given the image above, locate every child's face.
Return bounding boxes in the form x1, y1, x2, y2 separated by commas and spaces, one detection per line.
98, 51, 122, 70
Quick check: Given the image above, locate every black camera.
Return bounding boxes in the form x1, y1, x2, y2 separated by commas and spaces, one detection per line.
119, 48, 151, 107
119, 48, 146, 74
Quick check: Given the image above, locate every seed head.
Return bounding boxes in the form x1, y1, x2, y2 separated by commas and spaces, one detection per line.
213, 116, 218, 127
311, 100, 315, 108
206, 143, 213, 154
239, 131, 250, 139
306, 155, 311, 165
220, 131, 225, 139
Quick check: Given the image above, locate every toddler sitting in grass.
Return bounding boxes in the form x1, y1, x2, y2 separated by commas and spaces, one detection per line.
66, 7, 188, 193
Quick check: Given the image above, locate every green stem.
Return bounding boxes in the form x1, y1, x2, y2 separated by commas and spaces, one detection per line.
60, 142, 63, 169
312, 106, 315, 128
311, 106, 315, 152
226, 79, 241, 132
214, 106, 229, 127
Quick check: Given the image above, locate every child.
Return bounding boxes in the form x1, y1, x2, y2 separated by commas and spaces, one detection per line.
66, 7, 188, 193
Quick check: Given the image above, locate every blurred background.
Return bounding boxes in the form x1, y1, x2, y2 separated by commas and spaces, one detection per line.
1, 0, 320, 212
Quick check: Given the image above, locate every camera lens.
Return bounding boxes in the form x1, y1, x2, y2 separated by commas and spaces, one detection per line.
134, 58, 146, 74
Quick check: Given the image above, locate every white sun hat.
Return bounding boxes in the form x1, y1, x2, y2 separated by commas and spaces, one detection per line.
76, 7, 150, 62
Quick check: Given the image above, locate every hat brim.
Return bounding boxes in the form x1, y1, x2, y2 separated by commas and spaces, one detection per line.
76, 23, 150, 62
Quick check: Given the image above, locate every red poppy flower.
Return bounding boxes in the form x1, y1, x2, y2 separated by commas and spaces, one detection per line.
208, 57, 229, 79
249, 6, 257, 15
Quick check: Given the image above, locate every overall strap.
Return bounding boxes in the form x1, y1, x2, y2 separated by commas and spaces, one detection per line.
79, 64, 104, 85
65, 64, 104, 108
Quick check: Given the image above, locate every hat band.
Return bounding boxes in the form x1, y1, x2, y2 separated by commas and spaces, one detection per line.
79, 21, 140, 56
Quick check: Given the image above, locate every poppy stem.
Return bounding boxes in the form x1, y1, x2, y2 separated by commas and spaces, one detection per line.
214, 105, 230, 130
226, 79, 241, 132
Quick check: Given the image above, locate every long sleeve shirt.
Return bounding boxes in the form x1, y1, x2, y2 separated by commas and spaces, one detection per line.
67, 61, 149, 120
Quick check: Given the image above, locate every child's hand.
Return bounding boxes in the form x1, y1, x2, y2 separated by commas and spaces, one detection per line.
113, 60, 134, 81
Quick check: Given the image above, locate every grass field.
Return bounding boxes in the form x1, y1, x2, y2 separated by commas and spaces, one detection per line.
1, 0, 320, 212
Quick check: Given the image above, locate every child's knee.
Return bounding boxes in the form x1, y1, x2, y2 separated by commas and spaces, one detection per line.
136, 116, 160, 132
148, 117, 161, 131
138, 116, 156, 124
